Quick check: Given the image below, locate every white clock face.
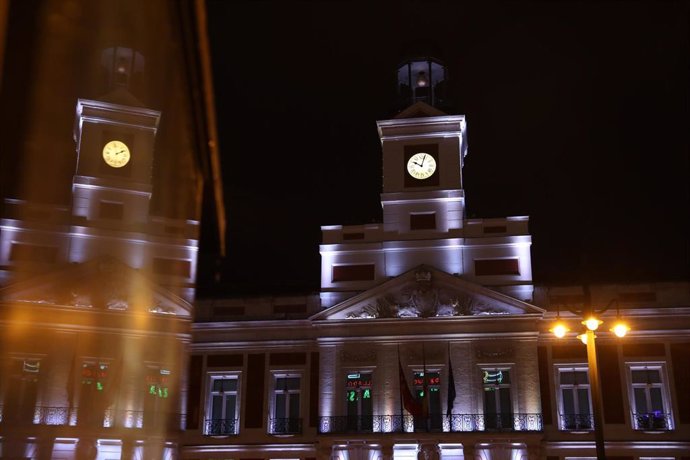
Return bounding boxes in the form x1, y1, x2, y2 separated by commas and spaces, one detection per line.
102, 140, 131, 168
406, 153, 437, 180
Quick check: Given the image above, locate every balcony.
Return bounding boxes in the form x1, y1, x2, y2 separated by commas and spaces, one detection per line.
319, 413, 543, 434
269, 417, 302, 435
203, 418, 238, 436
559, 413, 594, 431
0, 406, 185, 432
632, 412, 673, 431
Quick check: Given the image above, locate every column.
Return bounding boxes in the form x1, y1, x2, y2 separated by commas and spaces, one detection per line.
75, 437, 97, 460
463, 443, 476, 460
36, 436, 54, 460
120, 437, 135, 460
418, 443, 440, 460
380, 442, 394, 460
527, 443, 541, 460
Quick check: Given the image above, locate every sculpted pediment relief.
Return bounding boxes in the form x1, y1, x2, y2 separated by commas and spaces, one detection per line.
0, 257, 191, 318
313, 266, 543, 321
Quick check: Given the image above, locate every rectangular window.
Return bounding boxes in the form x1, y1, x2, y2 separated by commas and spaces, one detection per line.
345, 372, 373, 432
3, 359, 40, 424
78, 362, 110, 428
482, 368, 513, 431
556, 367, 592, 430
9, 243, 58, 263
271, 374, 301, 434
410, 213, 436, 230
627, 364, 673, 431
152, 258, 191, 277
205, 375, 239, 435
474, 258, 520, 276
143, 367, 172, 430
332, 264, 375, 282
413, 371, 441, 431
99, 201, 124, 220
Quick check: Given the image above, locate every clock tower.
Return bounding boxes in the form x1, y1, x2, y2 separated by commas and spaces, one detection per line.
320, 56, 533, 306
0, 47, 198, 302
72, 96, 160, 231
378, 110, 467, 236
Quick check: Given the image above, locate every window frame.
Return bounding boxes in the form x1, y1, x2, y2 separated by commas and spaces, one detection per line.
77, 359, 112, 427
3, 356, 43, 424
625, 362, 674, 431
205, 372, 241, 436
344, 370, 374, 432
269, 371, 302, 435
554, 364, 593, 431
412, 368, 442, 431
479, 365, 515, 431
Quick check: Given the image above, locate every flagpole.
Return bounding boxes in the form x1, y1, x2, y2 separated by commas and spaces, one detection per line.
397, 345, 403, 429
422, 343, 428, 431
446, 342, 457, 430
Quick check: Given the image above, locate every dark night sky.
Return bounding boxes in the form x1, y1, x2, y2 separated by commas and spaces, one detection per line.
201, 1, 689, 295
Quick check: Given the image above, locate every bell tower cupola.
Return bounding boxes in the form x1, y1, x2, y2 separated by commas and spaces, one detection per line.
101, 46, 146, 93
397, 56, 449, 111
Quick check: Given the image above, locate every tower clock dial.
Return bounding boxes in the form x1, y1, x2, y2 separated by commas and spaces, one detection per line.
102, 140, 131, 168
406, 153, 437, 180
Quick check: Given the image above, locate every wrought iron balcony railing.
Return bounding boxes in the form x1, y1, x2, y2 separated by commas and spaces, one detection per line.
319, 413, 543, 434
559, 413, 594, 431
632, 412, 673, 431
269, 417, 302, 435
0, 406, 185, 431
203, 418, 239, 436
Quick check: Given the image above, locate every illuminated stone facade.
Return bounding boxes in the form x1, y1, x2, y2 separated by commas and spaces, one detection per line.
183, 99, 690, 459
0, 44, 200, 459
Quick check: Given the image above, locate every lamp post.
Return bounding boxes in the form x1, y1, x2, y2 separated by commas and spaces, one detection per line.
550, 300, 630, 460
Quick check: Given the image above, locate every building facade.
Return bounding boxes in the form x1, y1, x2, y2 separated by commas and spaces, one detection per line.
0, 0, 226, 455
181, 59, 690, 460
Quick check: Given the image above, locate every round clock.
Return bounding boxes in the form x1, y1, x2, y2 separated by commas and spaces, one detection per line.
406, 153, 437, 180
102, 140, 131, 168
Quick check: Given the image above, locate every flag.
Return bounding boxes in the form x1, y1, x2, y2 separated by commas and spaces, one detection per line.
446, 354, 456, 418
421, 347, 429, 419
399, 359, 422, 418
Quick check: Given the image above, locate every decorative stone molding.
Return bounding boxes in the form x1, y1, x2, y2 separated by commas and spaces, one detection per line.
339, 348, 377, 363
476, 345, 514, 359
345, 281, 512, 319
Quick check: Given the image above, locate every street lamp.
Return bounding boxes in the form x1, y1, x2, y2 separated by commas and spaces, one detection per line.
551, 299, 629, 460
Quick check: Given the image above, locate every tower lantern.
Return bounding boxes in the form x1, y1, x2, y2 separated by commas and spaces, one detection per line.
396, 57, 448, 110
100, 46, 145, 92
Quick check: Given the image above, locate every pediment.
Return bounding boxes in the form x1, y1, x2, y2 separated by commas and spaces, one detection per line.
395, 101, 447, 119
311, 265, 544, 321
0, 257, 192, 318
